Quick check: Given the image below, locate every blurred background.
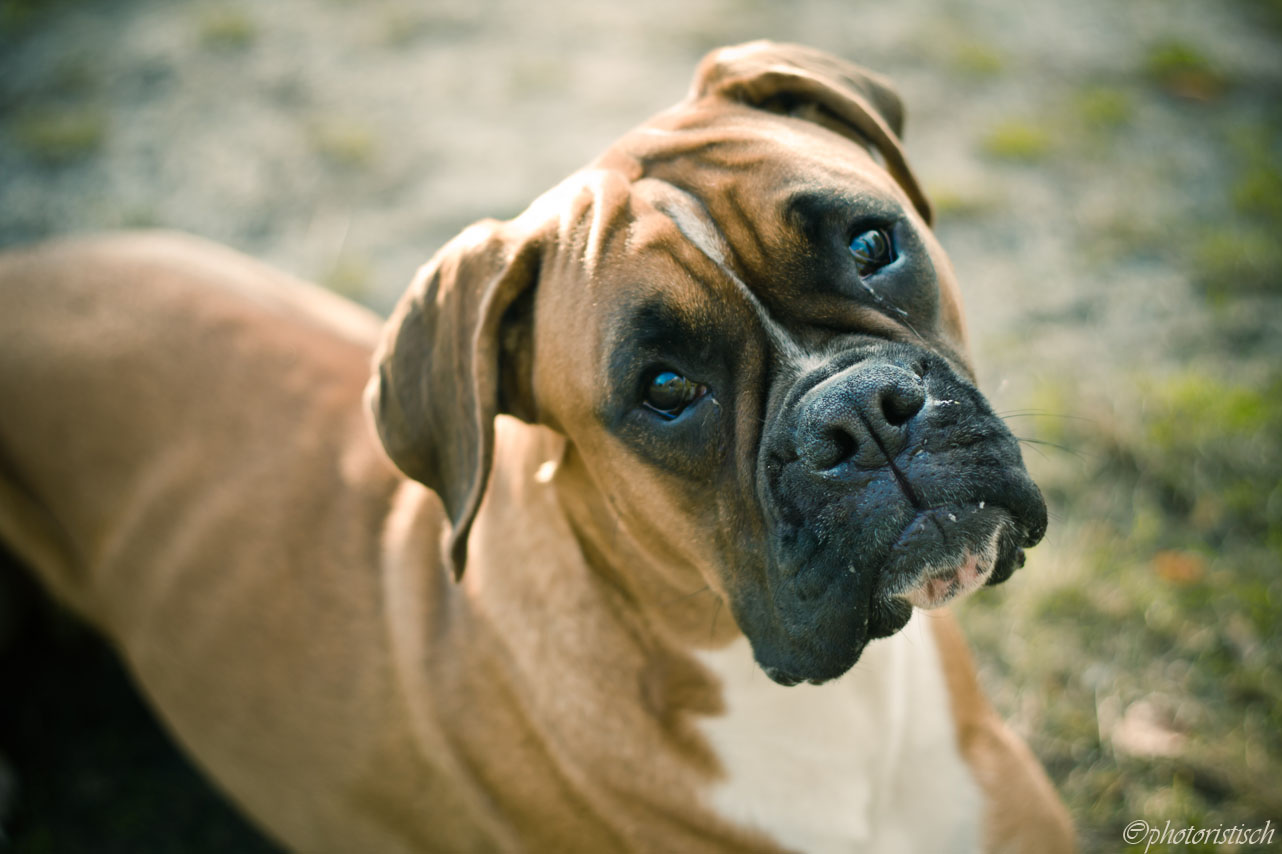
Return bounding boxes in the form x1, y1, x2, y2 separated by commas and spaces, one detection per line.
0, 0, 1279, 851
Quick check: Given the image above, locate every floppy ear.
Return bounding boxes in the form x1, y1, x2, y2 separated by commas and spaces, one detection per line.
691, 40, 932, 225
367, 219, 542, 580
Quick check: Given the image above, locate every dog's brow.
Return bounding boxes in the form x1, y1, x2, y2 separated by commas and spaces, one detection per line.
639, 179, 819, 373
638, 178, 732, 268
784, 189, 899, 236
617, 298, 717, 352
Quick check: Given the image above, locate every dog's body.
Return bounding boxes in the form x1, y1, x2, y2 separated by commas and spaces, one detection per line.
0, 43, 1073, 852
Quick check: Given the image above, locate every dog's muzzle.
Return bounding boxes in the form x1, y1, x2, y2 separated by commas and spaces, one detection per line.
746, 341, 1047, 685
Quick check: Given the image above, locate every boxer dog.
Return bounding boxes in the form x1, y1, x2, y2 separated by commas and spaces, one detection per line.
0, 41, 1074, 853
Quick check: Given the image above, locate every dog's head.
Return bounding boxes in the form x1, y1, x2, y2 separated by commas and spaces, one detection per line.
368, 41, 1046, 685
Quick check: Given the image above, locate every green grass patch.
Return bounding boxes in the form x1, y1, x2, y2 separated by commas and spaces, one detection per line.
198, 6, 255, 50
46, 58, 97, 98
1185, 124, 1282, 303
1227, 127, 1282, 224
0, 0, 67, 33
118, 207, 164, 229
1192, 228, 1282, 299
1074, 86, 1134, 131
1141, 372, 1282, 530
1233, 0, 1282, 33
12, 108, 107, 165
321, 256, 371, 301
308, 118, 377, 169
380, 8, 424, 47
962, 361, 1282, 849
950, 40, 1005, 76
1232, 162, 1282, 222
928, 186, 1000, 220
980, 119, 1053, 162
1144, 39, 1228, 100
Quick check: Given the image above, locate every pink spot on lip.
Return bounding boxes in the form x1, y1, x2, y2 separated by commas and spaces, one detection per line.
903, 552, 985, 609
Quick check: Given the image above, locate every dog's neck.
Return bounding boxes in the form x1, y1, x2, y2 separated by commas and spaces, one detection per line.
541, 436, 743, 655
432, 419, 986, 853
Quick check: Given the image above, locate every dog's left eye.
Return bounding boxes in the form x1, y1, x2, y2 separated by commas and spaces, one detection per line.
643, 370, 707, 419
849, 228, 895, 276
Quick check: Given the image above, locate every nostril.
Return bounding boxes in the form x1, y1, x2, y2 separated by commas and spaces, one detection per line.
798, 424, 858, 471
824, 428, 857, 467
880, 382, 926, 427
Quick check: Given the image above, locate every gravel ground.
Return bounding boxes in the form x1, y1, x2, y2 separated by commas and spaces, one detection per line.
2, 0, 1280, 851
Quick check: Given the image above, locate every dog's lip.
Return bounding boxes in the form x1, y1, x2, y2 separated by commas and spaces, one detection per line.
897, 547, 994, 609
874, 503, 1015, 609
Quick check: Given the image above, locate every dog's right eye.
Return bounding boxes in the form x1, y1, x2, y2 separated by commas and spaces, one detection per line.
849, 227, 896, 276
642, 370, 707, 419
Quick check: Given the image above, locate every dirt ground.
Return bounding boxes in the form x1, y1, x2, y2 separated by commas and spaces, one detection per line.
1, 0, 1280, 852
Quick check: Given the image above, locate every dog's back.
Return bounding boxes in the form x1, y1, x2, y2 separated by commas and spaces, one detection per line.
0, 233, 437, 852
0, 232, 384, 616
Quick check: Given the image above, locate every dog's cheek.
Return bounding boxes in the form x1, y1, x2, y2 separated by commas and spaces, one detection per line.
741, 578, 877, 685
917, 226, 970, 355
767, 459, 917, 575
718, 527, 890, 685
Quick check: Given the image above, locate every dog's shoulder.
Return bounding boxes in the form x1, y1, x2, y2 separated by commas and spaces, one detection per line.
1, 230, 382, 351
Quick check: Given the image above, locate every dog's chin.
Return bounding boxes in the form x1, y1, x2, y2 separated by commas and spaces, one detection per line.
752, 505, 1033, 687
747, 588, 915, 688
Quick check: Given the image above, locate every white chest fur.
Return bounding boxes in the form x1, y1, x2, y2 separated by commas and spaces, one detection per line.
695, 613, 982, 854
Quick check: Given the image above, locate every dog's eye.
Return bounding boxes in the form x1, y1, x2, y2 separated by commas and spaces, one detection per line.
643, 370, 706, 419
849, 228, 895, 276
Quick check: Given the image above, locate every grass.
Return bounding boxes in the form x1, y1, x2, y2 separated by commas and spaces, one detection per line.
1229, 126, 1282, 222
12, 107, 106, 165
321, 255, 372, 301
1144, 39, 1228, 101
1234, 0, 1282, 32
308, 118, 377, 169
1193, 229, 1282, 300
1009, 108, 1282, 846
950, 40, 1005, 76
1189, 123, 1282, 301
197, 6, 255, 50
1074, 87, 1134, 132
0, 0, 67, 34
961, 366, 1282, 852
980, 119, 1054, 162
380, 8, 424, 48
929, 186, 1000, 220
1232, 162, 1282, 221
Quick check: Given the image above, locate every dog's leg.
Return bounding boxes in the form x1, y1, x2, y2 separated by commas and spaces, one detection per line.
930, 611, 1076, 854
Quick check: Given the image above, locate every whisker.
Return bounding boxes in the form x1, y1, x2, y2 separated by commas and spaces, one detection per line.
997, 410, 1095, 424
709, 598, 723, 642
659, 585, 713, 607
1015, 437, 1091, 465
1015, 436, 1082, 455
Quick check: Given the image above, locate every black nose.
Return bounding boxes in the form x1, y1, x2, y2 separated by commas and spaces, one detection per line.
794, 363, 927, 472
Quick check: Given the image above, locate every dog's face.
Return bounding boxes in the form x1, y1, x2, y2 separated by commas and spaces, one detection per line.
370, 42, 1047, 686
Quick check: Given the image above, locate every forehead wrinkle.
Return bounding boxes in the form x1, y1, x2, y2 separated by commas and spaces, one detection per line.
630, 111, 852, 169
586, 175, 635, 280
637, 179, 816, 374
540, 170, 635, 282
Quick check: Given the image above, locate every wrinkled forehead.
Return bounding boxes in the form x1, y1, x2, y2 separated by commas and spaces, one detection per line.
530, 106, 965, 370
598, 174, 773, 362
616, 108, 910, 226
525, 166, 767, 383
611, 109, 967, 360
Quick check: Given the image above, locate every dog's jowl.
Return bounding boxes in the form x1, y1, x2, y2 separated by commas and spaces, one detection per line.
0, 41, 1074, 853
